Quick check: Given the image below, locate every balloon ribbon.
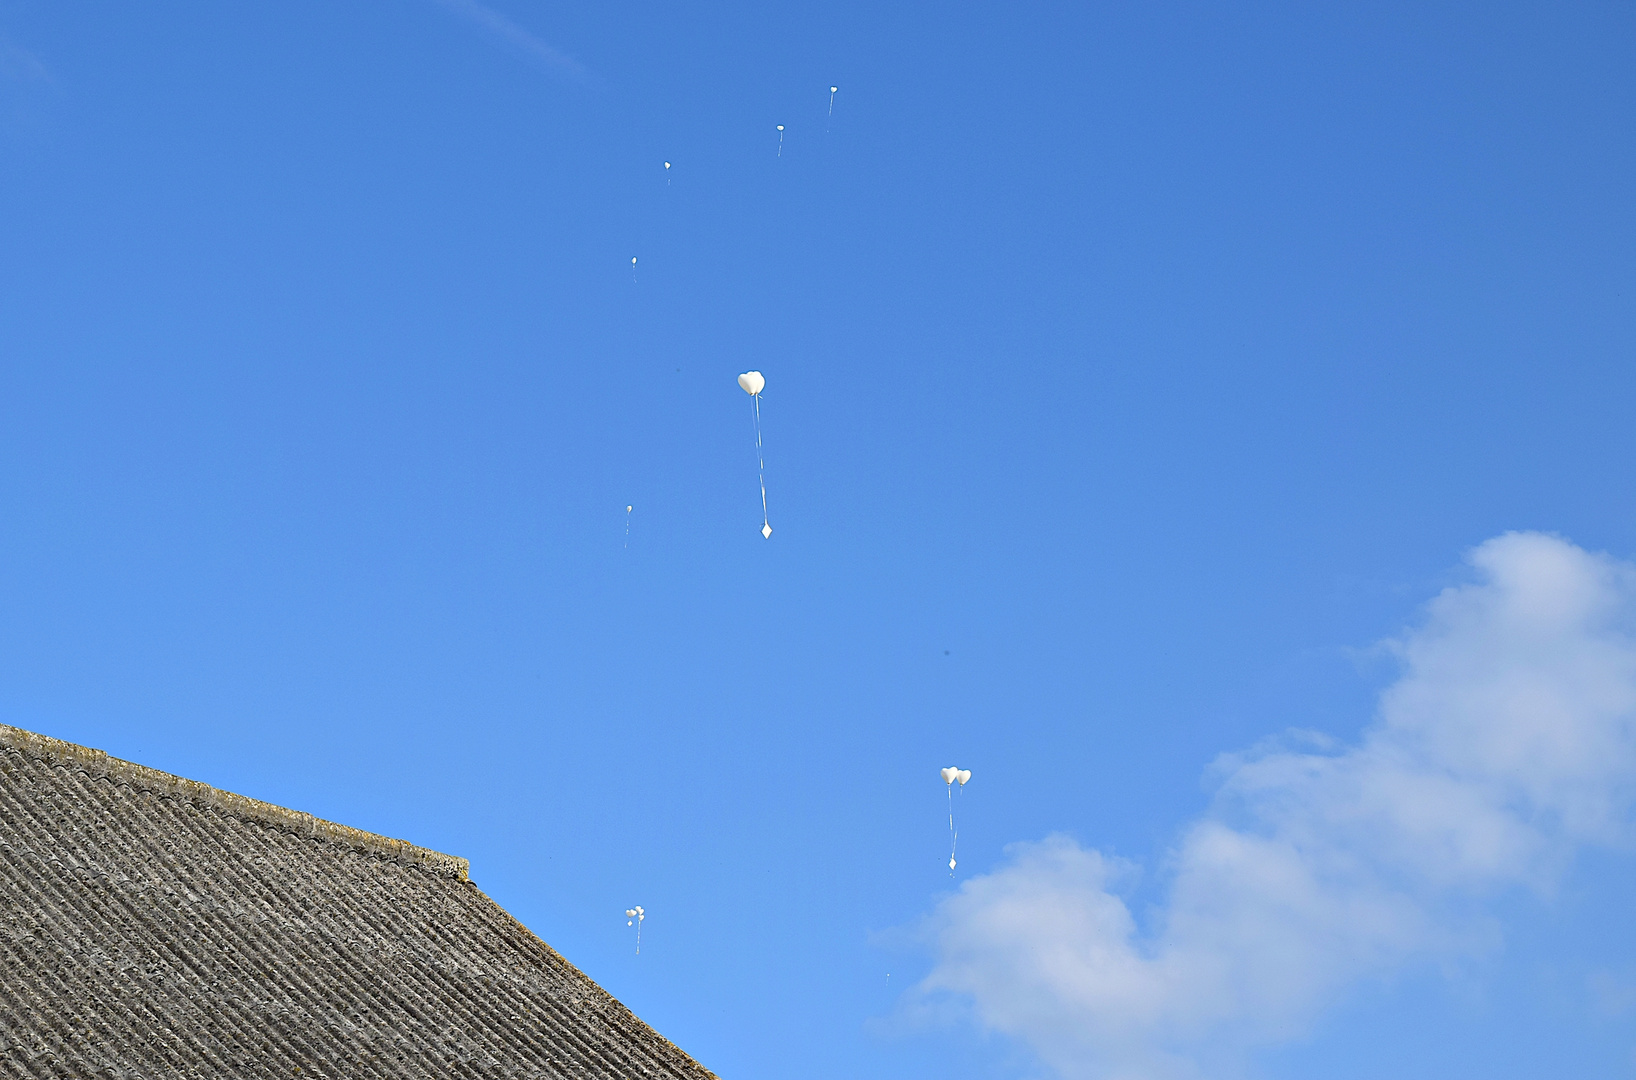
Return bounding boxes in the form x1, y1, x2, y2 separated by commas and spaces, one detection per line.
753, 394, 771, 538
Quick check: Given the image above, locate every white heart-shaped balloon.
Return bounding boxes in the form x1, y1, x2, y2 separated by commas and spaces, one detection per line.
738, 371, 765, 395
957, 769, 971, 785
940, 767, 958, 784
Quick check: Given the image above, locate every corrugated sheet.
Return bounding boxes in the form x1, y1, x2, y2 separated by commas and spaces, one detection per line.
0, 725, 718, 1080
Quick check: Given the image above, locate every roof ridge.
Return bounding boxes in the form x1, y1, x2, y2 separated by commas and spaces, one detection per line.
0, 723, 469, 881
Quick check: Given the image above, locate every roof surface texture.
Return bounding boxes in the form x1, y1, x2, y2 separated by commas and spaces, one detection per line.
0, 724, 717, 1079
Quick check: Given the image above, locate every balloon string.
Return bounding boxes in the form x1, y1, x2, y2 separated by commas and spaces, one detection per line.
948, 784, 957, 875
753, 394, 769, 530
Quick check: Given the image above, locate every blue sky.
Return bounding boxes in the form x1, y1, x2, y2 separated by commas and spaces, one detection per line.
1, 3, 1634, 1077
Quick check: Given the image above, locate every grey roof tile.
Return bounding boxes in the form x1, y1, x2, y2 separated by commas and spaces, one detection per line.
0, 724, 717, 1080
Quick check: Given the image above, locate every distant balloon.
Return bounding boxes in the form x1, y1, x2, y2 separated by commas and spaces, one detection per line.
624, 505, 633, 549
827, 86, 839, 129
624, 906, 646, 953
631, 256, 638, 282
776, 124, 785, 157
942, 766, 972, 874
664, 161, 672, 186
738, 372, 772, 538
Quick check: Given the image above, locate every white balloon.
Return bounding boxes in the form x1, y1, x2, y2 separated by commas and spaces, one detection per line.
625, 909, 636, 918
738, 371, 765, 396
940, 767, 958, 784
776, 125, 784, 131
957, 769, 971, 785
949, 857, 957, 870
830, 86, 838, 93
664, 161, 671, 168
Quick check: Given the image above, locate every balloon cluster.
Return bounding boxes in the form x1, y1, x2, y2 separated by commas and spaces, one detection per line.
626, 87, 846, 547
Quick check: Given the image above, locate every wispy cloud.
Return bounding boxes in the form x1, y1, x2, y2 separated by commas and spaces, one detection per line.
0, 34, 49, 85
1589, 969, 1636, 1018
915, 532, 1636, 1079
431, 0, 587, 83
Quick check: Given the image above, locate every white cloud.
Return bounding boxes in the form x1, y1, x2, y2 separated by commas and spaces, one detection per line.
917, 532, 1636, 1079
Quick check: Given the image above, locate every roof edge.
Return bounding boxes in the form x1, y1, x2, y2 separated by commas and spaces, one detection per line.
0, 724, 470, 881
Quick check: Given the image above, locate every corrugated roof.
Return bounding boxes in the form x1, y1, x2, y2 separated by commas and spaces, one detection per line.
0, 724, 718, 1079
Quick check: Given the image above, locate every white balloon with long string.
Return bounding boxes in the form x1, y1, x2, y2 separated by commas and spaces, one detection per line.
624, 906, 646, 953
738, 372, 772, 538
941, 767, 972, 872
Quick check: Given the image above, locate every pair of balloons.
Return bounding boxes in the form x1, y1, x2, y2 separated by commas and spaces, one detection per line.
942, 768, 971, 872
